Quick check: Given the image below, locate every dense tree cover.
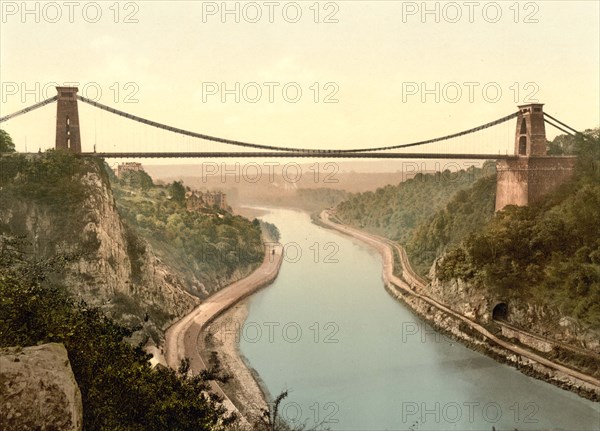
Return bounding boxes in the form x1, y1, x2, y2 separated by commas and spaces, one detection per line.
0, 150, 92, 204
0, 151, 107, 256
169, 180, 186, 204
406, 163, 497, 274
547, 132, 578, 155
0, 236, 321, 431
111, 170, 264, 288
0, 237, 233, 431
260, 220, 281, 242
120, 169, 154, 190
335, 166, 492, 244
438, 130, 600, 328
0, 129, 15, 153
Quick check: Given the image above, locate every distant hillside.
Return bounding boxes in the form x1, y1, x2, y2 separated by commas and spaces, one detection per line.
406, 172, 496, 275
150, 168, 434, 210
334, 163, 495, 246
235, 187, 350, 213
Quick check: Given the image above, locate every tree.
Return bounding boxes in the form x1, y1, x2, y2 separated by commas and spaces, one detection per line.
169, 180, 186, 204
120, 170, 153, 190
249, 390, 330, 431
0, 129, 15, 153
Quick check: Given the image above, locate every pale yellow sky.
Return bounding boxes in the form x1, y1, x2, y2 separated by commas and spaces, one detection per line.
1, 0, 599, 158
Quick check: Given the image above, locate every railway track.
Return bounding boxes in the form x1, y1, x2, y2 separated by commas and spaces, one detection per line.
379, 233, 600, 362
320, 210, 600, 389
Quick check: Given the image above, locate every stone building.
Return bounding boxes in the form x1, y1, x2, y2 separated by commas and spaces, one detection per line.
117, 162, 144, 178
203, 191, 227, 210
495, 104, 577, 211
185, 190, 228, 212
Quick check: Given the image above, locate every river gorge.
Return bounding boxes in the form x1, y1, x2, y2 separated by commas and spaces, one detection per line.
238, 207, 598, 430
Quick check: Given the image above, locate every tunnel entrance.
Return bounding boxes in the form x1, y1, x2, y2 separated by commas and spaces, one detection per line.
492, 302, 508, 321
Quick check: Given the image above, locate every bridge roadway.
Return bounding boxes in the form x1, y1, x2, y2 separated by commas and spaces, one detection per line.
84, 151, 517, 159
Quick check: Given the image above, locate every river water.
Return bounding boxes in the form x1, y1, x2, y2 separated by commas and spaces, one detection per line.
239, 207, 599, 430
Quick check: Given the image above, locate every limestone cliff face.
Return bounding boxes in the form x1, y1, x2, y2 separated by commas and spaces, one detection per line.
0, 160, 199, 343
0, 343, 83, 431
427, 257, 600, 353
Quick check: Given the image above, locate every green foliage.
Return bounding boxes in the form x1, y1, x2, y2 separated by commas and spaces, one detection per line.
0, 151, 87, 203
169, 180, 186, 204
0, 152, 99, 255
439, 131, 600, 328
120, 169, 154, 190
249, 390, 329, 431
335, 166, 492, 245
260, 220, 281, 242
0, 129, 15, 153
547, 133, 576, 155
546, 128, 598, 157
110, 173, 264, 289
0, 240, 232, 431
407, 168, 497, 274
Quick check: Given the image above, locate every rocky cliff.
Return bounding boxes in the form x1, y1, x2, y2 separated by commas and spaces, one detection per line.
0, 343, 83, 431
0, 154, 200, 344
425, 257, 600, 383
428, 260, 600, 350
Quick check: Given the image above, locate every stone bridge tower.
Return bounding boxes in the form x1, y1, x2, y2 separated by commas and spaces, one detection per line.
55, 87, 81, 153
495, 104, 577, 211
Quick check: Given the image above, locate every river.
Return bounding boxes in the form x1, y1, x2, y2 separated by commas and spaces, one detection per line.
239, 207, 599, 430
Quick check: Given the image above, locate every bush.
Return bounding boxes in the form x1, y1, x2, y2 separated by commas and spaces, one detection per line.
0, 241, 232, 431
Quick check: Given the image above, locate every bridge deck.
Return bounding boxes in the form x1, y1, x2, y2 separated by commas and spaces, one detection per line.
84, 152, 517, 159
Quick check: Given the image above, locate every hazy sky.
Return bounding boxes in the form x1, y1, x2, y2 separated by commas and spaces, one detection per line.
1, 0, 599, 159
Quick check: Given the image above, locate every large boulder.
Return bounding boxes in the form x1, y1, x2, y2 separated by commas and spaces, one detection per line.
0, 343, 83, 431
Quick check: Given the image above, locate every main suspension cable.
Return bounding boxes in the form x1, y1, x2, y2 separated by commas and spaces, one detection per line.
77, 94, 519, 154
0, 96, 58, 123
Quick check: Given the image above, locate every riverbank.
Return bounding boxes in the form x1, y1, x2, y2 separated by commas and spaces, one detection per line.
319, 210, 600, 401
163, 243, 283, 420
200, 300, 270, 421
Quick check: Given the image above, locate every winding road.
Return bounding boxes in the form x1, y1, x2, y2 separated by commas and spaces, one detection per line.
164, 243, 284, 417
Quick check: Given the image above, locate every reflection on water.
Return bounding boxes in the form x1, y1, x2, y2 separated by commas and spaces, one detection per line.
240, 207, 599, 430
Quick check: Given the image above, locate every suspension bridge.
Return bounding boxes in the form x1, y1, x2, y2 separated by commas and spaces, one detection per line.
0, 86, 581, 159
0, 86, 581, 210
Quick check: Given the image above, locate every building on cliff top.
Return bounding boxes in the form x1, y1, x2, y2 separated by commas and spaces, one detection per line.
185, 190, 228, 212
117, 162, 144, 178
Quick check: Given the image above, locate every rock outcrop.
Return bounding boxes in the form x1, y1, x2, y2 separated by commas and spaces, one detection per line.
0, 343, 83, 431
427, 258, 600, 353
0, 159, 200, 344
